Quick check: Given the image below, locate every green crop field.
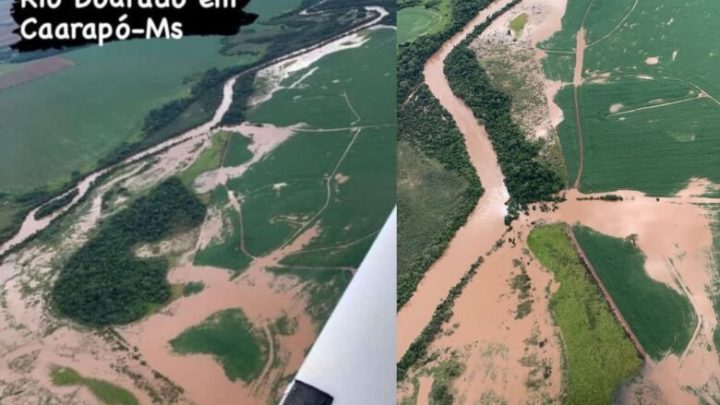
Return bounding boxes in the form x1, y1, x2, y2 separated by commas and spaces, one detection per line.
193, 207, 253, 272
555, 77, 720, 193
398, 6, 444, 44
51, 366, 138, 405
0, 39, 254, 194
170, 308, 269, 383
280, 126, 395, 268
527, 224, 642, 404
543, 0, 720, 194
246, 0, 302, 22
573, 225, 697, 359
226, 131, 350, 256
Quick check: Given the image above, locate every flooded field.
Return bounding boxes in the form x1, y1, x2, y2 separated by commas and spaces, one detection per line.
0, 6, 394, 404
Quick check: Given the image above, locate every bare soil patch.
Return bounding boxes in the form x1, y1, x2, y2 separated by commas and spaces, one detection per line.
0, 57, 75, 91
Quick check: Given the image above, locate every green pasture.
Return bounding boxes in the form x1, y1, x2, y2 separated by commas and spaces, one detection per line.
527, 223, 642, 404
170, 308, 269, 383
51, 367, 138, 405
509, 13, 528, 35
179, 131, 230, 186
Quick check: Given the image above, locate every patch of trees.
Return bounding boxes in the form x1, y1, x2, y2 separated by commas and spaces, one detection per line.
51, 177, 206, 326
34, 189, 79, 220
219, 74, 256, 126
444, 20, 563, 223
397, 257, 482, 382
577, 194, 623, 202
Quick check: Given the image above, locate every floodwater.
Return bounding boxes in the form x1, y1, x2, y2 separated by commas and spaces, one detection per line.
434, 227, 563, 403
417, 376, 433, 405
193, 123, 301, 194
120, 247, 317, 404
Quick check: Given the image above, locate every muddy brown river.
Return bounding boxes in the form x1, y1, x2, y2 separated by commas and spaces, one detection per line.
396, 0, 513, 360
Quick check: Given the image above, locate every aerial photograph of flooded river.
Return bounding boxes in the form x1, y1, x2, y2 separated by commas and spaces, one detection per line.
0, 0, 395, 403
398, 0, 720, 403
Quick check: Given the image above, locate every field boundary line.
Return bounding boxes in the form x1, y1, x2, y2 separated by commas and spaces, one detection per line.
566, 224, 648, 360
274, 264, 355, 272
218, 130, 233, 167
340, 91, 362, 124
284, 228, 381, 256
539, 49, 575, 54
609, 95, 700, 116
